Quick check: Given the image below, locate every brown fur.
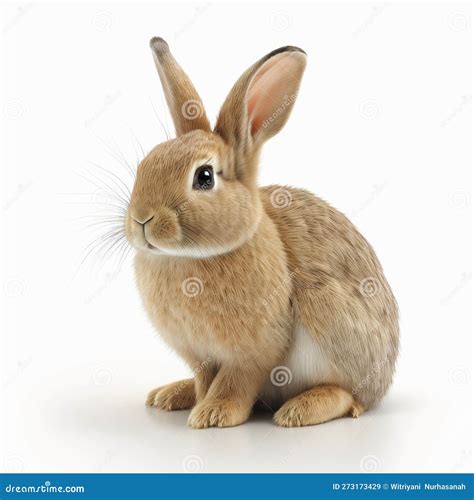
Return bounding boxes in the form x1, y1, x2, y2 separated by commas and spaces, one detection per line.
147, 379, 196, 410
125, 38, 399, 428
274, 385, 361, 427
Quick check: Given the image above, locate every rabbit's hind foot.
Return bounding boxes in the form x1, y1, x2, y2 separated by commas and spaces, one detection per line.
273, 384, 363, 427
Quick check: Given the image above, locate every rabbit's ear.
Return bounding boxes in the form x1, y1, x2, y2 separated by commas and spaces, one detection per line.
215, 46, 307, 161
150, 37, 211, 136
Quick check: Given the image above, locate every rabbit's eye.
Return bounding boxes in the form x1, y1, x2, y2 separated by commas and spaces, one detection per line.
193, 165, 214, 190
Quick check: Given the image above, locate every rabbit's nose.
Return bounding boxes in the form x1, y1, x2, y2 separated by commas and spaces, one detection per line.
132, 214, 154, 225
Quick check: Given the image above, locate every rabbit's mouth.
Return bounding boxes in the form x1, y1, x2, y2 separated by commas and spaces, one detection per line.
144, 238, 163, 254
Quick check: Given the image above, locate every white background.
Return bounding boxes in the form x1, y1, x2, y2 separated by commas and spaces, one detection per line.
0, 1, 472, 473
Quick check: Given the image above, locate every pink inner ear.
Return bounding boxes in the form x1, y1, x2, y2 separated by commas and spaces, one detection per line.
247, 54, 299, 136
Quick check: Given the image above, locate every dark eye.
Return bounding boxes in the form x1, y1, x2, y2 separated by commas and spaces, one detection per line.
193, 165, 214, 190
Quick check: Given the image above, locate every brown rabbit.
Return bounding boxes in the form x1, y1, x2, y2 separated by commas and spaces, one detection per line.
124, 37, 399, 428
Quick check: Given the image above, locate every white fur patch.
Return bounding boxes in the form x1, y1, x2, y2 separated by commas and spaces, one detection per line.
154, 213, 262, 259
156, 240, 245, 258
261, 326, 336, 408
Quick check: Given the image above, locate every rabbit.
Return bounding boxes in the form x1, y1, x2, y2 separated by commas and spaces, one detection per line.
124, 37, 399, 428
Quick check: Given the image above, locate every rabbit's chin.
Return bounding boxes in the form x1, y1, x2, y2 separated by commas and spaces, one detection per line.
140, 242, 243, 259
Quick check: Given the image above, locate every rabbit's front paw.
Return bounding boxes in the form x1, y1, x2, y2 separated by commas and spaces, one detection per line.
146, 379, 195, 411
187, 399, 249, 429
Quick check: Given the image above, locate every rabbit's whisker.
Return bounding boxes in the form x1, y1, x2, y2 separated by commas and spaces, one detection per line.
88, 161, 132, 201
96, 136, 137, 181
78, 170, 129, 208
